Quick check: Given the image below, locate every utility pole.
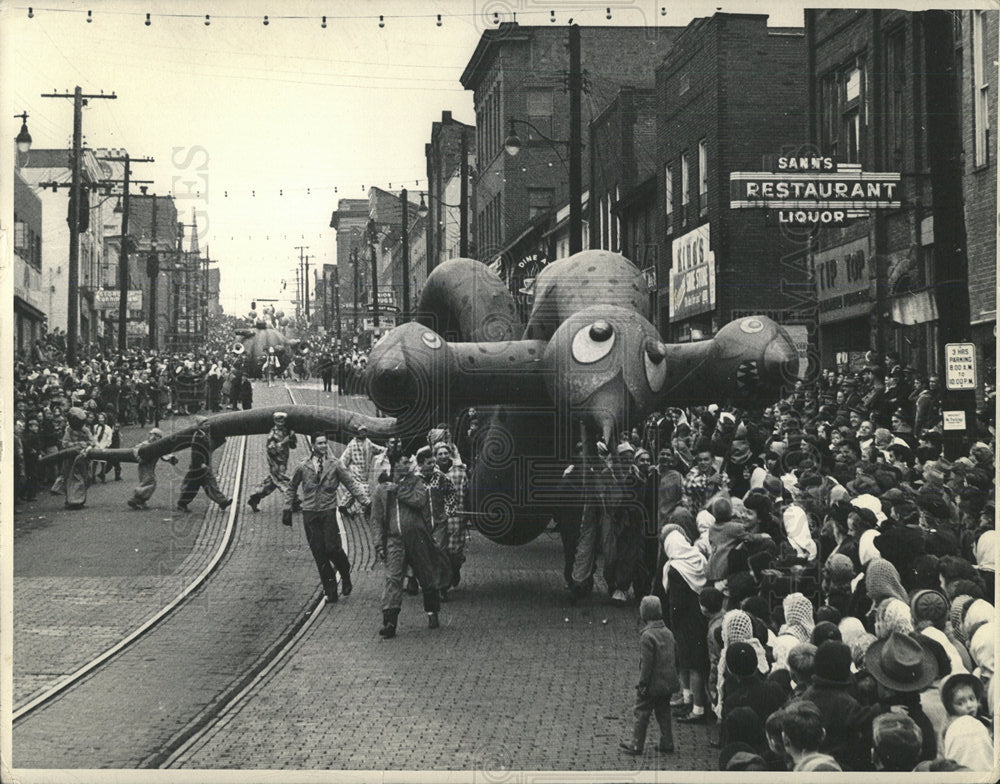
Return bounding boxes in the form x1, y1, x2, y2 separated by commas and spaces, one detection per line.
352, 246, 360, 335
401, 187, 410, 323
923, 10, 975, 457
41, 86, 117, 365
367, 220, 380, 329
304, 256, 311, 321
295, 245, 310, 323
460, 131, 469, 258
99, 153, 154, 353
333, 265, 342, 341
568, 24, 583, 255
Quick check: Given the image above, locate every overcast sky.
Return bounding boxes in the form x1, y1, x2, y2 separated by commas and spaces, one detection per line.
7, 0, 815, 314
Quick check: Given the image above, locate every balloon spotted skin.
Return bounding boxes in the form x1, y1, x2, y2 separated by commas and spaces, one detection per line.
524, 251, 650, 342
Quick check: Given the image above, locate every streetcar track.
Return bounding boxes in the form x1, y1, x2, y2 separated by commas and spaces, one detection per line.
13, 433, 249, 723
156, 381, 376, 767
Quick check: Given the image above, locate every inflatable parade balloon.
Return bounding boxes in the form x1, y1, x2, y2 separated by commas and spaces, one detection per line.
49, 251, 797, 547
230, 320, 309, 378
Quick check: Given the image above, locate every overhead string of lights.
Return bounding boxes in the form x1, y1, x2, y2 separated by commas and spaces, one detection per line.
21, 5, 672, 25
211, 177, 427, 201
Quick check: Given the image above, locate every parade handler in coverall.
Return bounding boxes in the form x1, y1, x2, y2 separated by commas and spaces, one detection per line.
284, 433, 370, 604
127, 427, 179, 509
247, 411, 297, 512
176, 416, 232, 512
371, 449, 450, 638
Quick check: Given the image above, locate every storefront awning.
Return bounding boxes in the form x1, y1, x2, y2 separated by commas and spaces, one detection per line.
14, 295, 46, 322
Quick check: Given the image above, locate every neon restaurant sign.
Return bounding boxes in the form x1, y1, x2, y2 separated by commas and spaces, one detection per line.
729, 157, 901, 225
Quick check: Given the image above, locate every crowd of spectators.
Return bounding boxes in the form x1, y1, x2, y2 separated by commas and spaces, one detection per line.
582, 354, 996, 771
11, 318, 372, 503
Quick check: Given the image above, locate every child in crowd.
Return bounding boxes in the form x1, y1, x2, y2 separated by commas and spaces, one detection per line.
620, 596, 680, 756
939, 673, 994, 771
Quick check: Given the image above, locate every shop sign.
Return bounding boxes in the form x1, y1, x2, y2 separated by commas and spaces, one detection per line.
375, 290, 396, 307
730, 158, 901, 225
363, 315, 396, 331
95, 289, 143, 310
812, 237, 871, 325
641, 266, 657, 292
944, 343, 977, 390
669, 224, 715, 320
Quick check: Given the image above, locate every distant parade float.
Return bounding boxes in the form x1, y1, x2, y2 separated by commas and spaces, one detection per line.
46, 251, 798, 546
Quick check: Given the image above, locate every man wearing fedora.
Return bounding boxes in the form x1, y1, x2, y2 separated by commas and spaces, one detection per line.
864, 630, 939, 763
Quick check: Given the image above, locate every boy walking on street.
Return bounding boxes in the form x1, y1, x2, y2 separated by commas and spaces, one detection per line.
621, 596, 680, 755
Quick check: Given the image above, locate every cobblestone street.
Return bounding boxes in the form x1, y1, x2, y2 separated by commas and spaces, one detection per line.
13, 381, 717, 773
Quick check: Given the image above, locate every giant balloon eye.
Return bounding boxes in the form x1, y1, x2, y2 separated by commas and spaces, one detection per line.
572, 321, 616, 364
644, 338, 667, 392
421, 332, 442, 349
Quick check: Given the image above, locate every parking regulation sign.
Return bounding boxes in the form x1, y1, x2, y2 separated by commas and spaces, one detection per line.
944, 342, 977, 390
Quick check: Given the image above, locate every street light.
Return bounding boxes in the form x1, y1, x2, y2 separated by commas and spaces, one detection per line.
417, 191, 468, 258
14, 111, 32, 154
503, 117, 567, 165
502, 25, 582, 256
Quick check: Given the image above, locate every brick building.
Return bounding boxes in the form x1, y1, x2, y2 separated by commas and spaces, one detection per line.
424, 110, 476, 272
329, 198, 371, 342
657, 14, 808, 345
590, 86, 660, 325
959, 9, 997, 388
460, 22, 681, 312
19, 149, 109, 345
804, 9, 990, 378
13, 170, 46, 354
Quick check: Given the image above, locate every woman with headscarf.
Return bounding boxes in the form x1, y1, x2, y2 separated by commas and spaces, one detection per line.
660, 509, 711, 724
715, 609, 770, 720
780, 592, 816, 643
781, 504, 818, 562
973, 529, 996, 601
850, 557, 906, 631
705, 496, 749, 584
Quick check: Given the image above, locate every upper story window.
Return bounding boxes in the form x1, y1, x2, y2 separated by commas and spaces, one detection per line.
527, 187, 553, 219
885, 28, 906, 167
698, 139, 708, 218
664, 164, 673, 236
680, 154, 690, 227
972, 10, 991, 167
819, 56, 867, 164
527, 88, 554, 137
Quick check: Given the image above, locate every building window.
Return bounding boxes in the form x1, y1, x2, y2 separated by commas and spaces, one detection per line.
886, 29, 906, 167
527, 187, 552, 219
664, 164, 673, 236
527, 88, 554, 137
14, 218, 27, 253
698, 139, 708, 218
681, 154, 689, 226
973, 10, 990, 166
843, 61, 863, 164
819, 73, 840, 157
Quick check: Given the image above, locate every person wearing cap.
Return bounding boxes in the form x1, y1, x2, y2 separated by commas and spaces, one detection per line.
913, 374, 942, 437
176, 416, 233, 513
53, 406, 97, 508
683, 448, 729, 512
127, 427, 178, 510
865, 631, 939, 762
599, 440, 650, 605
246, 412, 298, 512
801, 640, 878, 770
371, 448, 447, 635
619, 595, 679, 755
